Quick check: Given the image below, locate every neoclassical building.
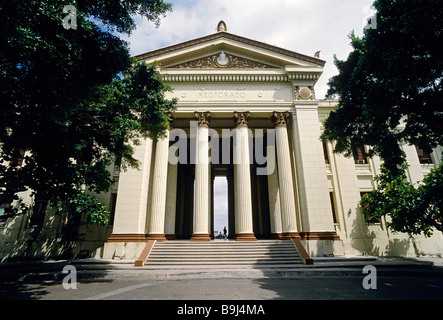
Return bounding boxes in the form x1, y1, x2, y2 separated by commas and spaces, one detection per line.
1, 22, 442, 261
102, 21, 443, 258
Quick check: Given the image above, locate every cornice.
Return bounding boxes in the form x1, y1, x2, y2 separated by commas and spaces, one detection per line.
161, 72, 321, 83
133, 31, 325, 67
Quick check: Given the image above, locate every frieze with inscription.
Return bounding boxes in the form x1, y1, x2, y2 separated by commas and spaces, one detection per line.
199, 90, 247, 99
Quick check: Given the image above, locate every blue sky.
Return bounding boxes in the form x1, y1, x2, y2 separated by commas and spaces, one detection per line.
119, 0, 376, 233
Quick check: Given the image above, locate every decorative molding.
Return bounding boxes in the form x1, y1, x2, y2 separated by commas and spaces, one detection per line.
146, 233, 168, 241
235, 233, 257, 241
288, 73, 321, 80
294, 86, 316, 100
272, 111, 290, 127
107, 233, 147, 242
234, 111, 250, 127
194, 111, 211, 127
169, 52, 275, 69
298, 231, 340, 240
162, 74, 289, 82
190, 233, 212, 241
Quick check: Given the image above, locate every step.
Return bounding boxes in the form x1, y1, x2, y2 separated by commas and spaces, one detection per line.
144, 240, 304, 268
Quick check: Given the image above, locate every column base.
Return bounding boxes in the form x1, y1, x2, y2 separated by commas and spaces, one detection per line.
235, 233, 257, 241
190, 233, 211, 241
146, 233, 168, 241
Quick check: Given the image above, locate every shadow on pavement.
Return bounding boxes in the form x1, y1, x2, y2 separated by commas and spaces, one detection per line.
0, 260, 116, 300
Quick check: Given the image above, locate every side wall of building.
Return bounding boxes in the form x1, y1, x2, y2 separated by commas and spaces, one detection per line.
319, 101, 443, 257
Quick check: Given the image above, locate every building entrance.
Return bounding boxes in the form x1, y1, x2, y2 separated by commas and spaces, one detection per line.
173, 134, 272, 240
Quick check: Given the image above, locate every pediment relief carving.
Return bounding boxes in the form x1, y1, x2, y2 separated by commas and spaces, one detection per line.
167, 51, 278, 69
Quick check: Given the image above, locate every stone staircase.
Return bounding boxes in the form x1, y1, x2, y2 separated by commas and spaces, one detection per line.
143, 240, 304, 269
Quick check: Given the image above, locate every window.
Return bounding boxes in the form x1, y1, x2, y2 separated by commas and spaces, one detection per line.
415, 146, 433, 164
109, 193, 117, 225
30, 199, 48, 227
329, 191, 337, 224
322, 141, 330, 164
0, 202, 11, 226
0, 203, 8, 217
353, 146, 368, 164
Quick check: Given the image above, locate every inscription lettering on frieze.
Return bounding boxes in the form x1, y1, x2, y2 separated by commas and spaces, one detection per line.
199, 90, 247, 99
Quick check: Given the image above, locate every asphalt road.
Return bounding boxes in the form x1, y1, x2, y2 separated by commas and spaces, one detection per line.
2, 272, 443, 301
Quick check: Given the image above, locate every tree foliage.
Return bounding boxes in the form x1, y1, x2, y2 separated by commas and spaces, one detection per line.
322, 0, 443, 175
361, 162, 443, 237
0, 1, 175, 219
68, 191, 110, 226
322, 0, 443, 236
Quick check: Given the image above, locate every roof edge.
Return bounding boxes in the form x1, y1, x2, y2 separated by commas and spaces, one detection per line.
133, 31, 326, 67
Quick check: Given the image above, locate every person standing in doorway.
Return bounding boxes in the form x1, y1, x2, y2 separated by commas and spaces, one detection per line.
223, 226, 227, 239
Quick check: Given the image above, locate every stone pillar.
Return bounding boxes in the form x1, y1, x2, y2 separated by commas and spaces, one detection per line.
233, 112, 256, 241
191, 112, 211, 241
107, 138, 153, 241
272, 111, 299, 238
146, 131, 170, 241
227, 169, 236, 239
291, 102, 338, 240
266, 145, 283, 239
164, 161, 178, 240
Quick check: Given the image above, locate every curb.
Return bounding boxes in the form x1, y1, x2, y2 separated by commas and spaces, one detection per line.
1, 257, 442, 282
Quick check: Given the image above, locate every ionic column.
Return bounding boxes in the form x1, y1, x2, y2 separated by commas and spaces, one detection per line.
233, 112, 256, 241
191, 111, 211, 241
272, 111, 299, 239
147, 131, 170, 241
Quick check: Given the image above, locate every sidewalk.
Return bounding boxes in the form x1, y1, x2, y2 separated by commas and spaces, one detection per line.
1, 255, 442, 281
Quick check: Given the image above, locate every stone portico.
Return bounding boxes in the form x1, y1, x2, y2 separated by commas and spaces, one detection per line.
102, 22, 443, 259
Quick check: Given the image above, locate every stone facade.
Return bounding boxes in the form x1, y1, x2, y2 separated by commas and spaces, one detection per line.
1, 23, 442, 261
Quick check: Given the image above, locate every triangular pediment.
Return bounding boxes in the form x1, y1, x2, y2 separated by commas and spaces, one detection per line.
134, 30, 325, 72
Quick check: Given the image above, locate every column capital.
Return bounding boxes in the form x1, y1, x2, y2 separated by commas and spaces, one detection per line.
234, 111, 250, 127
271, 111, 290, 127
194, 111, 211, 127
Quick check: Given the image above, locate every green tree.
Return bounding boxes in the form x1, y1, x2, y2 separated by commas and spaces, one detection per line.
321, 0, 443, 236
0, 0, 176, 222
322, 0, 443, 174
361, 162, 443, 237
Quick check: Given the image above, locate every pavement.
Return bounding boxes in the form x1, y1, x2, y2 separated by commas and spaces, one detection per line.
1, 254, 443, 281
2, 255, 443, 302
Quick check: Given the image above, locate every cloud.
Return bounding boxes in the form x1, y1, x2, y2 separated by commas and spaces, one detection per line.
121, 0, 375, 98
